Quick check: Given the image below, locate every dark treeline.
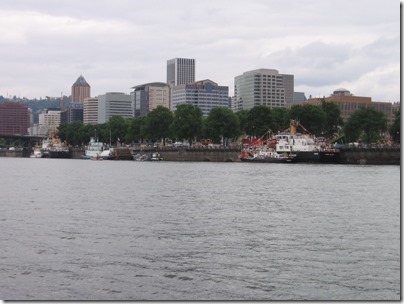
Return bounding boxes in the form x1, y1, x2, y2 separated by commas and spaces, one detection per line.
57, 102, 400, 147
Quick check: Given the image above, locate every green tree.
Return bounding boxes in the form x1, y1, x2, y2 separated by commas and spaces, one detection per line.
58, 121, 87, 146
245, 105, 273, 137
389, 110, 400, 144
123, 118, 133, 144
271, 107, 290, 132
320, 100, 343, 138
127, 116, 148, 143
235, 109, 249, 134
171, 104, 203, 145
85, 124, 105, 144
343, 107, 387, 143
205, 107, 240, 145
343, 119, 361, 143
289, 104, 326, 135
146, 106, 174, 145
107, 116, 128, 145
57, 122, 70, 143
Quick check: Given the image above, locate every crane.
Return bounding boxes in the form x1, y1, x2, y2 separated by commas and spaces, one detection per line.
45, 92, 65, 110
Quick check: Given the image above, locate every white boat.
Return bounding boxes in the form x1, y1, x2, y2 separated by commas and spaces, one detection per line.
240, 147, 296, 163
30, 147, 42, 158
133, 153, 147, 161
241, 119, 340, 164
83, 138, 112, 160
38, 139, 49, 158
275, 120, 340, 163
150, 152, 163, 161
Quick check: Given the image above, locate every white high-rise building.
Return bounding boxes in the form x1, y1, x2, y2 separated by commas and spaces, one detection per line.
234, 69, 294, 110
38, 109, 61, 136
167, 58, 195, 87
97, 92, 133, 123
83, 97, 99, 125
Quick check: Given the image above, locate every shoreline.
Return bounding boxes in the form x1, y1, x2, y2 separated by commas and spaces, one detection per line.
0, 146, 400, 165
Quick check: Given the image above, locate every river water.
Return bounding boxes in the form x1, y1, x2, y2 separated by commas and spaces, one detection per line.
0, 158, 400, 300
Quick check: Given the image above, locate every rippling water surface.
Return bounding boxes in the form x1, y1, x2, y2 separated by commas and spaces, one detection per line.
0, 158, 400, 300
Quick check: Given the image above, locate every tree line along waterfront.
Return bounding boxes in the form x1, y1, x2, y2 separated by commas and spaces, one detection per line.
57, 101, 400, 148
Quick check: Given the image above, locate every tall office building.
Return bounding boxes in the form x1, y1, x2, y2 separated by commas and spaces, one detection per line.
97, 92, 133, 124
0, 102, 29, 135
132, 82, 170, 117
38, 109, 61, 136
234, 69, 294, 110
83, 97, 99, 125
167, 58, 195, 87
71, 75, 91, 103
61, 103, 84, 124
171, 79, 229, 116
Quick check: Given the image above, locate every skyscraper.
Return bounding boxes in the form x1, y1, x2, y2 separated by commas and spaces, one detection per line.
38, 109, 61, 136
132, 82, 170, 117
97, 92, 132, 124
71, 75, 91, 103
234, 69, 294, 110
171, 79, 229, 116
167, 58, 195, 87
83, 97, 99, 125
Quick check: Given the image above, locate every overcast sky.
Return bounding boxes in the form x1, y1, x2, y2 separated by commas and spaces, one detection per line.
0, 0, 400, 102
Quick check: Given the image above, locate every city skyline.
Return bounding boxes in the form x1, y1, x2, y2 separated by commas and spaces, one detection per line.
0, 0, 399, 102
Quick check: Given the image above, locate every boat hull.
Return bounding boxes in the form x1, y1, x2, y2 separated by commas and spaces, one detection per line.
48, 150, 71, 158
240, 157, 295, 163
319, 151, 340, 163
293, 151, 340, 163
82, 154, 109, 160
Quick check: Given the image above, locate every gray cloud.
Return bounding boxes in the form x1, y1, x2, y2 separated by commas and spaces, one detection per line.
0, 0, 399, 102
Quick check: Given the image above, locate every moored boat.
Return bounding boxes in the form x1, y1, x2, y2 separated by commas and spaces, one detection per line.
83, 138, 112, 160
48, 148, 71, 158
30, 147, 42, 158
150, 152, 163, 161
275, 120, 340, 163
40, 137, 71, 158
240, 119, 340, 164
40, 138, 50, 158
133, 153, 147, 161
239, 148, 296, 163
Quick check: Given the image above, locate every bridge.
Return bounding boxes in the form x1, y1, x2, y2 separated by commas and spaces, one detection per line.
0, 134, 44, 149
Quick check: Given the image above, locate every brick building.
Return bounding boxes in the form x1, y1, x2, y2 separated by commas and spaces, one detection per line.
0, 102, 29, 135
287, 88, 393, 122
71, 75, 91, 103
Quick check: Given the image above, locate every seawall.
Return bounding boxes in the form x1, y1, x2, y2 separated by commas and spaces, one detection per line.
136, 146, 401, 165
1, 146, 400, 165
339, 147, 400, 165
71, 148, 84, 159
0, 148, 30, 158
159, 147, 240, 162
